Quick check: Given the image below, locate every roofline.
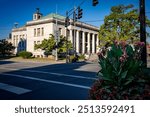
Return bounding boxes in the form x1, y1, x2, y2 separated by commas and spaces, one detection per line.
12, 26, 27, 32
26, 17, 99, 31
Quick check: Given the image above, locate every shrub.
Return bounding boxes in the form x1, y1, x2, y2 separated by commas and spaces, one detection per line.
18, 51, 32, 59
70, 55, 79, 62
89, 41, 150, 100
79, 54, 85, 60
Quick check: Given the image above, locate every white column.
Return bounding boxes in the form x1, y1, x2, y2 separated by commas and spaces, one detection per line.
92, 34, 95, 53
82, 32, 85, 54
14, 38, 16, 47
87, 33, 90, 54
96, 34, 99, 52
69, 29, 73, 43
76, 30, 80, 53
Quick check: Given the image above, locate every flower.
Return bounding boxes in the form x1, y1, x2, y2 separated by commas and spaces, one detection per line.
134, 41, 145, 47
114, 40, 119, 45
119, 53, 128, 62
120, 41, 127, 49
119, 56, 126, 62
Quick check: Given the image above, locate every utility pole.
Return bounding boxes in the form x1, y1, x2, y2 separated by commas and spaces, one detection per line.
140, 0, 147, 67
55, 4, 58, 61
73, 6, 77, 56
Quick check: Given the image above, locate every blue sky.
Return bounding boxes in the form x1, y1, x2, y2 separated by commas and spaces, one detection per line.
0, 0, 150, 40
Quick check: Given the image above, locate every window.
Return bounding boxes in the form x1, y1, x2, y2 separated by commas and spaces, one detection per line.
37, 28, 40, 36
16, 39, 18, 47
16, 35, 18, 46
34, 15, 37, 20
13, 36, 16, 46
16, 35, 18, 39
13, 35, 16, 39
67, 30, 70, 37
34, 41, 36, 45
59, 28, 62, 35
38, 15, 41, 19
34, 29, 36, 37
41, 28, 44, 36
37, 41, 40, 44
21, 39, 24, 48
22, 34, 25, 39
34, 41, 36, 50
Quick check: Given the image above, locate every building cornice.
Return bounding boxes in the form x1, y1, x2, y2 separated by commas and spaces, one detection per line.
26, 18, 99, 32
12, 26, 27, 32
73, 21, 99, 32
26, 18, 54, 26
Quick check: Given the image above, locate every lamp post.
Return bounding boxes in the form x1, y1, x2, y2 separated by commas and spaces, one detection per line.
139, 0, 147, 67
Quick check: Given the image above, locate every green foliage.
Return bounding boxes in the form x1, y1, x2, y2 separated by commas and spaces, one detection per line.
90, 41, 150, 100
70, 55, 79, 62
18, 51, 32, 59
98, 43, 142, 86
0, 40, 15, 56
78, 54, 85, 60
35, 35, 55, 54
57, 36, 73, 53
34, 35, 73, 56
99, 4, 150, 46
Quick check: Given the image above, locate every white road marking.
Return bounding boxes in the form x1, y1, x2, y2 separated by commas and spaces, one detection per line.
0, 73, 91, 89
0, 82, 31, 95
0, 67, 97, 80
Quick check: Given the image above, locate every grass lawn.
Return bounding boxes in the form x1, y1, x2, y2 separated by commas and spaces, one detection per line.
0, 56, 66, 63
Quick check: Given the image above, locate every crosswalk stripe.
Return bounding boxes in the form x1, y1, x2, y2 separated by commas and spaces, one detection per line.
0, 83, 31, 95
0, 67, 97, 80
0, 73, 91, 89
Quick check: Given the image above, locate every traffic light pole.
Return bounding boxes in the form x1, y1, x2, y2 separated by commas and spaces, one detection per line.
140, 0, 147, 67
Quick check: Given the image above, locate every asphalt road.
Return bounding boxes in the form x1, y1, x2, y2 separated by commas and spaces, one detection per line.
0, 60, 99, 100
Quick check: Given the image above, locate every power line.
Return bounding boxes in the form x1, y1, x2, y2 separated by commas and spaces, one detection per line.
83, 19, 104, 22
78, 0, 88, 6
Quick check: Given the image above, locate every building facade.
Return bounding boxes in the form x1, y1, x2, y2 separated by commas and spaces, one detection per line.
12, 9, 99, 57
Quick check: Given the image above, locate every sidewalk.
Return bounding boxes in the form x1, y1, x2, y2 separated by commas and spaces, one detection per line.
0, 57, 66, 64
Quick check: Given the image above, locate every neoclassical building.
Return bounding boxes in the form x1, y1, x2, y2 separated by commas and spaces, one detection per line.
12, 9, 99, 57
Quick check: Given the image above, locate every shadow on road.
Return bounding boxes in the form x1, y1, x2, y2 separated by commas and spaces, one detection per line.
0, 60, 15, 65
0, 61, 99, 100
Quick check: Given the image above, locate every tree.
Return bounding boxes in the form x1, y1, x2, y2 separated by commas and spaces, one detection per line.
34, 34, 73, 56
57, 35, 73, 53
0, 40, 15, 56
35, 34, 56, 55
99, 4, 150, 46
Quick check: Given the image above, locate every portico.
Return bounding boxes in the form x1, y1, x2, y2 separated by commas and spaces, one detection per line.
68, 28, 99, 54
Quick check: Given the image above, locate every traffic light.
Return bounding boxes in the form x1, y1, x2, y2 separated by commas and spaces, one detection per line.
77, 7, 83, 19
92, 0, 99, 6
73, 11, 78, 22
65, 17, 70, 27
